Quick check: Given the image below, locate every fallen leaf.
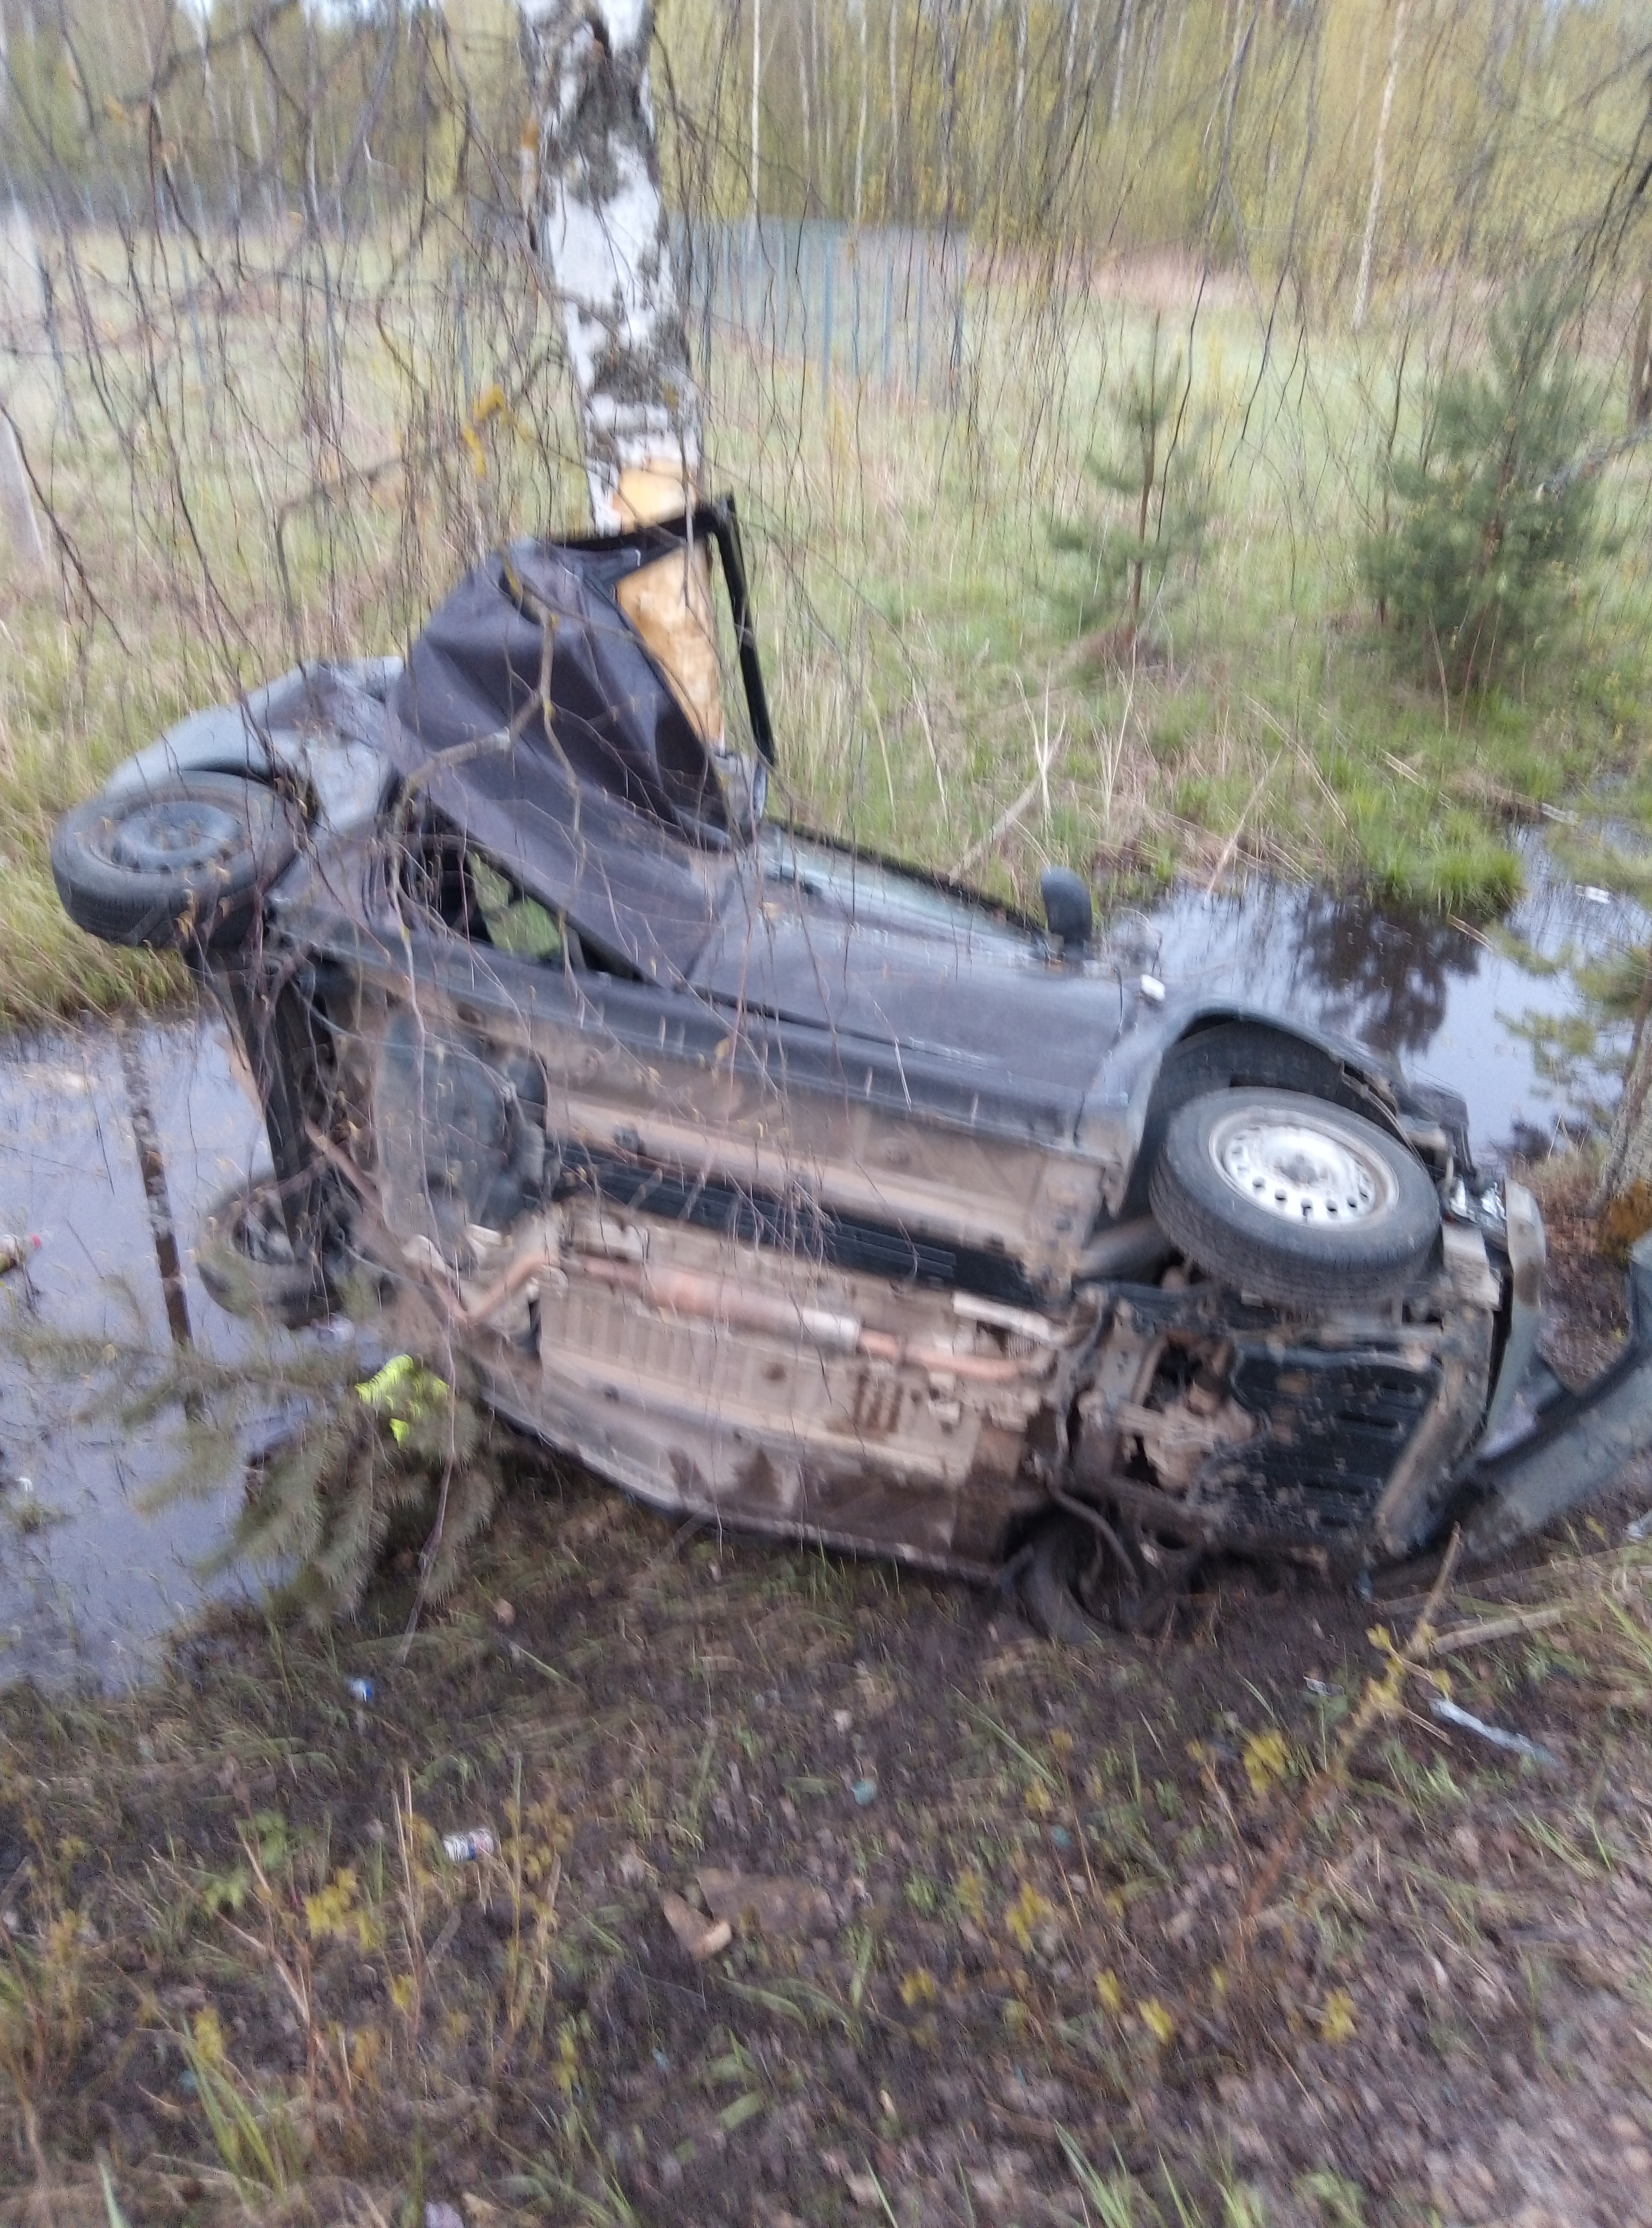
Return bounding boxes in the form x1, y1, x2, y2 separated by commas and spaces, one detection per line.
1004, 1881, 1057, 1951
661, 1889, 731, 1962
1242, 1728, 1290, 1798
1319, 1988, 1357, 2044
1137, 1997, 1175, 2046
698, 1866, 836, 1939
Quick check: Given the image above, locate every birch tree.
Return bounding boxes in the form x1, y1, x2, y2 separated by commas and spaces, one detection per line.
1352, 0, 1408, 331
520, 0, 723, 746
0, 17, 44, 581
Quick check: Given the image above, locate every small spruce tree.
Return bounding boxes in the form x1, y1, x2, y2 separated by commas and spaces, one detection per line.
1363, 283, 1597, 694
1055, 313, 1209, 651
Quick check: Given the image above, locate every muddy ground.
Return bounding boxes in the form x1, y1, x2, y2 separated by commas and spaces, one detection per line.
5, 1217, 1652, 2226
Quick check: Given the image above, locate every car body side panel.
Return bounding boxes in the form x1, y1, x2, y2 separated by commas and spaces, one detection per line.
688, 894, 1127, 1139
340, 929, 1115, 1297
347, 1139, 1063, 1574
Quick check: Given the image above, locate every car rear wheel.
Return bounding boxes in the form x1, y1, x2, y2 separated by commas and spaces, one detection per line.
50, 774, 299, 950
1016, 1514, 1202, 1642
196, 1174, 333, 1327
1148, 1085, 1440, 1309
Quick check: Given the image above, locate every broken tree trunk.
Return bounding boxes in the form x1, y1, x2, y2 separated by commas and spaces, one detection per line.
520, 0, 722, 744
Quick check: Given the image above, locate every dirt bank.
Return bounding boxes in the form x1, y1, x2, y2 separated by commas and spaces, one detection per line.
5, 1434, 1652, 2225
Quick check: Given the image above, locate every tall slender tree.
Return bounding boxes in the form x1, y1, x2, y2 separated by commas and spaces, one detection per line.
520, 0, 723, 747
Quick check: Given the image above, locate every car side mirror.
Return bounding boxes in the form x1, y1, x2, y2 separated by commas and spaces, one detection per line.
1040, 866, 1093, 957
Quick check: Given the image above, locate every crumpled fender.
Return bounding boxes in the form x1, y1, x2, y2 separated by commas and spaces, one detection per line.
101, 658, 401, 834
1459, 1226, 1652, 1561
1079, 997, 1462, 1219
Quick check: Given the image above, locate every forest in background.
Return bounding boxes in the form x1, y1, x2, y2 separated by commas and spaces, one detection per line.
4, 0, 1651, 295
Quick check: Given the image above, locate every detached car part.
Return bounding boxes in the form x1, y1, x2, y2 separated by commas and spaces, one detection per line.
51, 500, 1652, 1622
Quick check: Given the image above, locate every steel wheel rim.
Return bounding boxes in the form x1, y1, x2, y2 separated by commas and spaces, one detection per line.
110, 799, 244, 874
1207, 1104, 1397, 1228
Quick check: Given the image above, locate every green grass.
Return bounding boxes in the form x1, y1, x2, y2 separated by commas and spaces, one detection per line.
4, 252, 1652, 1033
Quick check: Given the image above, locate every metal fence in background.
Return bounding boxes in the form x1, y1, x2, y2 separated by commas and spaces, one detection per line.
672, 220, 972, 412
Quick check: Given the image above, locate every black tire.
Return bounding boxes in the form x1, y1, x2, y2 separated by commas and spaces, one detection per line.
1018, 1520, 1111, 1646
196, 1174, 331, 1328
50, 774, 299, 951
1149, 1085, 1439, 1309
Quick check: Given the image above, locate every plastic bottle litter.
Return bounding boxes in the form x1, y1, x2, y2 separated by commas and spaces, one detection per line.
851, 1776, 878, 1806
0, 1234, 41, 1276
1430, 1696, 1557, 1767
346, 1677, 373, 1703
443, 1829, 497, 1863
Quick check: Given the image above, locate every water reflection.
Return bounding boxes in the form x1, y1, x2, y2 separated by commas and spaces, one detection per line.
1142, 831, 1651, 1160
119, 1031, 195, 1353
0, 1017, 268, 1688
1289, 892, 1481, 1059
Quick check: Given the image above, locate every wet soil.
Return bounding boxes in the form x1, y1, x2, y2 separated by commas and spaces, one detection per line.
1, 1167, 1648, 2221
4, 1461, 1652, 2226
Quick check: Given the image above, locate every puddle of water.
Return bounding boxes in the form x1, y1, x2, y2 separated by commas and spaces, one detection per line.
0, 830, 1644, 1688
1135, 830, 1650, 1162
0, 1014, 275, 1687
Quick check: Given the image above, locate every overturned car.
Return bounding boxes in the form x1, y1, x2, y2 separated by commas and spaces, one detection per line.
50, 502, 1652, 1626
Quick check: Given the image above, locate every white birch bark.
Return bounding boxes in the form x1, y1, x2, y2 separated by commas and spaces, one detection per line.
854, 0, 869, 226
522, 0, 701, 533
1352, 0, 1408, 334
751, 0, 761, 210
809, 0, 822, 209
0, 26, 44, 581
797, 9, 814, 215
522, 0, 722, 744
0, 414, 45, 577
1014, 1, 1027, 163
888, 0, 900, 219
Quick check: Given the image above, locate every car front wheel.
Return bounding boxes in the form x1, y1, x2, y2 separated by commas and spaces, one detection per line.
1148, 1085, 1440, 1309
